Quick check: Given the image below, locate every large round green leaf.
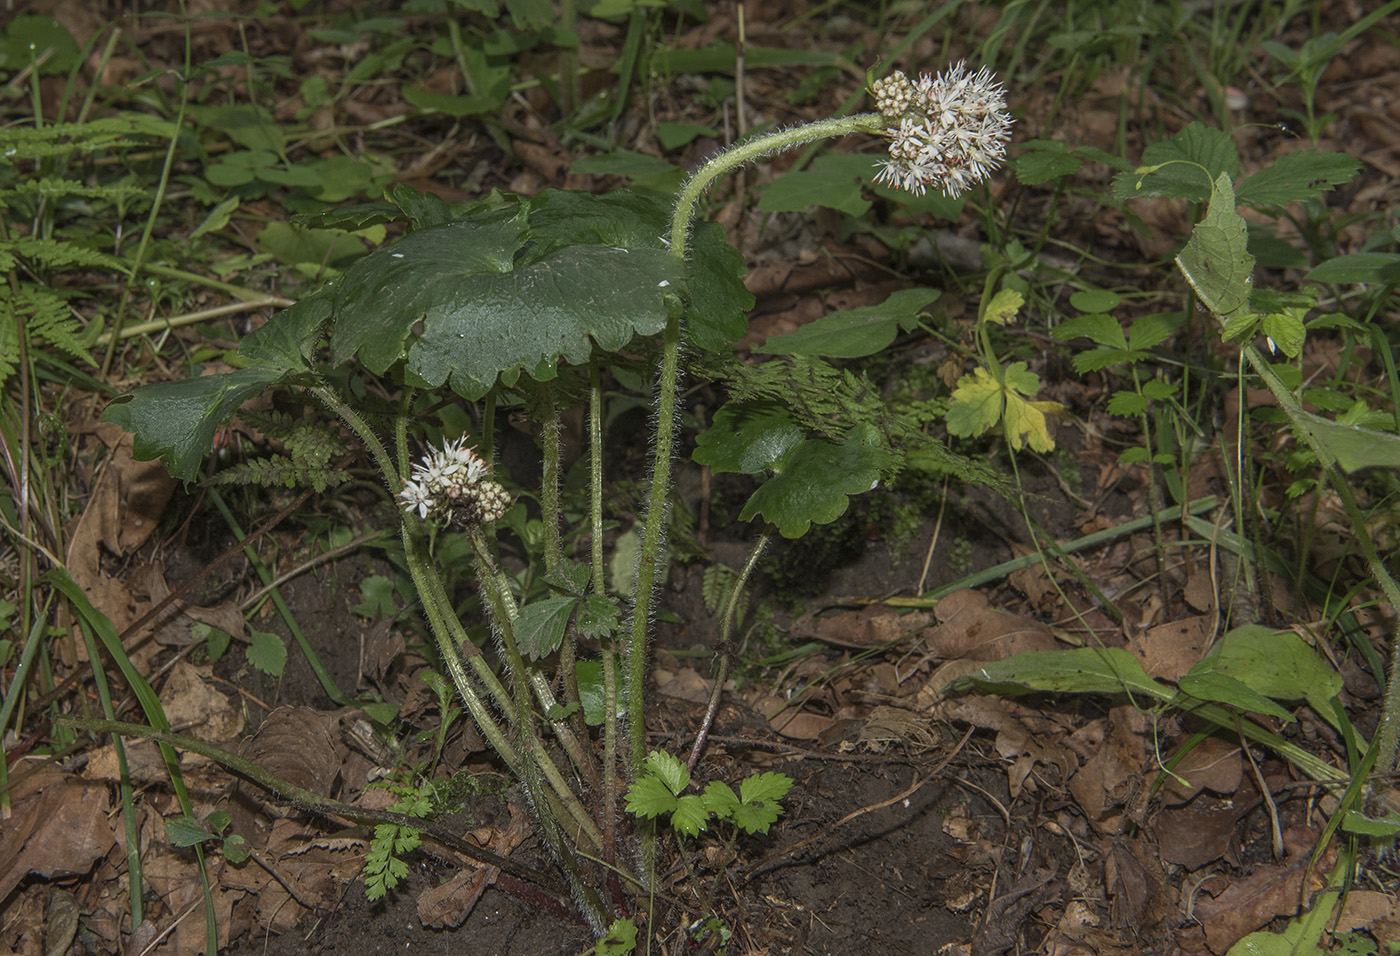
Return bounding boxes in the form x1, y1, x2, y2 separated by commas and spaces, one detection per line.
327, 189, 695, 399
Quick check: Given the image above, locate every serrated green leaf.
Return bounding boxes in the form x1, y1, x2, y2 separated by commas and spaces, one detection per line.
327, 190, 690, 398
1261, 311, 1305, 358
1112, 123, 1239, 202
1127, 313, 1180, 351
246, 628, 287, 677
1051, 313, 1127, 349
739, 771, 794, 806
731, 798, 783, 835
702, 780, 741, 820
625, 774, 679, 819
1141, 379, 1177, 400
513, 595, 578, 660
1002, 361, 1040, 397
165, 814, 215, 847
983, 289, 1024, 326
757, 153, 874, 218
1235, 151, 1362, 206
1071, 347, 1140, 374
1107, 391, 1147, 416
1011, 140, 1083, 185
739, 423, 888, 538
643, 749, 690, 796
671, 794, 711, 836
946, 367, 1005, 438
1175, 173, 1256, 325
758, 288, 939, 358
577, 592, 621, 640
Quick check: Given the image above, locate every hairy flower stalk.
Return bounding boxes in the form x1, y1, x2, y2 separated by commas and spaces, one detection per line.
871, 62, 1012, 198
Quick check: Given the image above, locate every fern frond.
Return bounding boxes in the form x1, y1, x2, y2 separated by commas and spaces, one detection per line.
0, 286, 95, 385
208, 457, 349, 494
1, 177, 149, 204
4, 237, 128, 274
0, 116, 178, 161
20, 286, 95, 361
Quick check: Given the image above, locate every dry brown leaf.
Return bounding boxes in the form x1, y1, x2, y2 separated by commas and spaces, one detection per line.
921, 589, 1056, 661
161, 661, 244, 742
941, 697, 1074, 799
0, 766, 115, 903
1193, 827, 1327, 953
1162, 735, 1242, 804
790, 603, 929, 649
64, 426, 176, 635
856, 704, 938, 750
1153, 793, 1242, 870
418, 805, 531, 928
1129, 616, 1210, 681
1067, 705, 1148, 833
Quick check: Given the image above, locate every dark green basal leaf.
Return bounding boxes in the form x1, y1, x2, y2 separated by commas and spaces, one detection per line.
102, 367, 291, 481
1177, 670, 1295, 723
684, 219, 752, 352
1196, 625, 1342, 726
740, 423, 889, 538
756, 153, 874, 219
757, 288, 939, 358
692, 403, 805, 474
238, 290, 334, 370
327, 189, 709, 398
1011, 140, 1084, 186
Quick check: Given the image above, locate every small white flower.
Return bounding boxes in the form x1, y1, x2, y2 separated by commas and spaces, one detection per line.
398, 479, 433, 519
870, 61, 1012, 199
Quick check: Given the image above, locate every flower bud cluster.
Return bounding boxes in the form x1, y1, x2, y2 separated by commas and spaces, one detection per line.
871, 62, 1012, 199
398, 436, 510, 527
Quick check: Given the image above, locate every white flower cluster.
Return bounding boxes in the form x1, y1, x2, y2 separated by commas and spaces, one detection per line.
398, 436, 510, 527
871, 63, 1012, 199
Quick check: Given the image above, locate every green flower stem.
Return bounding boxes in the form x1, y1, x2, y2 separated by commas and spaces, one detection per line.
625, 112, 890, 778
589, 361, 623, 905
470, 533, 609, 929
469, 528, 605, 851
311, 386, 521, 764
537, 386, 587, 747
668, 114, 887, 254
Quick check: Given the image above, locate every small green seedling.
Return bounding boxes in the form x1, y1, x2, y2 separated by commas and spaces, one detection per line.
164, 810, 250, 865
625, 750, 793, 838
